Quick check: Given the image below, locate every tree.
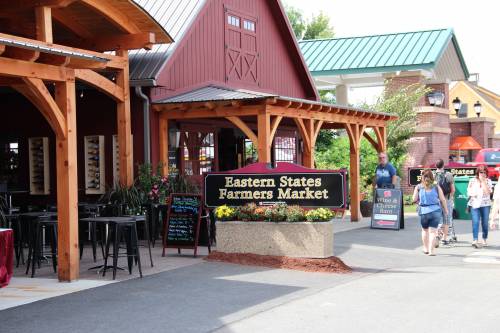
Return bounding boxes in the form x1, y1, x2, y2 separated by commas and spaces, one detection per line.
315, 82, 430, 192
285, 6, 334, 41
373, 82, 431, 172
303, 12, 334, 40
286, 6, 306, 39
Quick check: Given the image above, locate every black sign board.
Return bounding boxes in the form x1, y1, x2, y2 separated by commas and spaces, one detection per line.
204, 172, 346, 208
408, 167, 476, 186
371, 188, 402, 230
162, 193, 202, 257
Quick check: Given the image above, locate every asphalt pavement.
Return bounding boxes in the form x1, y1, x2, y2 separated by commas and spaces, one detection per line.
1, 215, 499, 333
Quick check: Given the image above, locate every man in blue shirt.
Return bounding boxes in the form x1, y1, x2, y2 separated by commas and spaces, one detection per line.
375, 152, 397, 188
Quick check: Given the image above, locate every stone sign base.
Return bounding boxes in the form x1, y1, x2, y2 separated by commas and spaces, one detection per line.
215, 220, 334, 258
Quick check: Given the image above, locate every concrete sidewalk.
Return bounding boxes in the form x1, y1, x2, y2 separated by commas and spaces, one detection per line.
1, 215, 499, 333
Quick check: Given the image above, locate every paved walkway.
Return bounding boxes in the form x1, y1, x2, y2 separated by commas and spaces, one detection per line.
1, 215, 499, 333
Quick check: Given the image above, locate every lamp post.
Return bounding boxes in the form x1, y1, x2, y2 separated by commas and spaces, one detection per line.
474, 100, 482, 118
452, 97, 461, 116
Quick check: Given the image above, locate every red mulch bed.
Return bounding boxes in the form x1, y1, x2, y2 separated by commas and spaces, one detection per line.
205, 251, 352, 274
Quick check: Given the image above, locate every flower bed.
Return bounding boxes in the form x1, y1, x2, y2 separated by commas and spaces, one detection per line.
214, 204, 336, 258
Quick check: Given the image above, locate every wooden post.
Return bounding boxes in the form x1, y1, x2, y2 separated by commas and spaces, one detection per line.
55, 77, 79, 281
345, 123, 365, 222
35, 6, 53, 43
303, 119, 315, 168
116, 49, 133, 186
159, 114, 168, 176
257, 111, 271, 163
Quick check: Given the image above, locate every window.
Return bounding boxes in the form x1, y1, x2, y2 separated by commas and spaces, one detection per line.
227, 15, 240, 27
182, 132, 215, 175
274, 137, 297, 163
0, 141, 20, 188
244, 139, 257, 165
458, 103, 468, 118
243, 20, 255, 32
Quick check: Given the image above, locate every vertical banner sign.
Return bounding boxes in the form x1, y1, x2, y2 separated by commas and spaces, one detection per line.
162, 194, 202, 257
371, 188, 402, 230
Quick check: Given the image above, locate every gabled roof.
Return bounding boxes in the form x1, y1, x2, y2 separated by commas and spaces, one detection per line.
461, 81, 500, 112
299, 28, 469, 79
155, 85, 276, 104
129, 0, 206, 83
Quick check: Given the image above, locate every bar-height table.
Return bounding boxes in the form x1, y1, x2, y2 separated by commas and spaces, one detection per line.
80, 216, 144, 279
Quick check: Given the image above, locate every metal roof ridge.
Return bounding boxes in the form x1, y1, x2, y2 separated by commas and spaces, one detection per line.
298, 28, 451, 43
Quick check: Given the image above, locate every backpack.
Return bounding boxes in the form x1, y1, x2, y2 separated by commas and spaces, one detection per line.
436, 171, 451, 196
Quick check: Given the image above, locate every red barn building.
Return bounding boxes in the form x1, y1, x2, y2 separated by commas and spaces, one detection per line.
2, 0, 393, 228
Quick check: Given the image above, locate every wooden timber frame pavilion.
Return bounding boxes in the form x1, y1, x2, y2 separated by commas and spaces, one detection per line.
154, 95, 396, 221
0, 0, 171, 281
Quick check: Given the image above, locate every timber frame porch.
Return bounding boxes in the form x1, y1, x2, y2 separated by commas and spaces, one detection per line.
0, 1, 170, 281
153, 95, 396, 221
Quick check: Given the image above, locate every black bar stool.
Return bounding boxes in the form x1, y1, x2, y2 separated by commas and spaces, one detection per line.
25, 217, 57, 278
103, 218, 143, 280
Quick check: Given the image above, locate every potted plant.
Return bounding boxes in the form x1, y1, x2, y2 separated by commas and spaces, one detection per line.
360, 180, 374, 218
214, 204, 335, 258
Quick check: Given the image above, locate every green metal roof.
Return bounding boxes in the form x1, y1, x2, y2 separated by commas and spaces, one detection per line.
299, 28, 469, 78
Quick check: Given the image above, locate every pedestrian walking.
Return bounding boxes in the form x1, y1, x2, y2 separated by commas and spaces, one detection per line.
413, 169, 449, 256
434, 159, 455, 245
467, 165, 492, 248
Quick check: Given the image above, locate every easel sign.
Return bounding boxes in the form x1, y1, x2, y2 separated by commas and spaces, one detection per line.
162, 193, 202, 257
370, 188, 403, 230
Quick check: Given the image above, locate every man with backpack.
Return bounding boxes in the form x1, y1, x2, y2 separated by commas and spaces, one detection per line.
435, 159, 455, 245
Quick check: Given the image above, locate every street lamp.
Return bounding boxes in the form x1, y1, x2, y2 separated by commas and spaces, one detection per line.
427, 92, 445, 107
452, 97, 461, 116
474, 100, 482, 117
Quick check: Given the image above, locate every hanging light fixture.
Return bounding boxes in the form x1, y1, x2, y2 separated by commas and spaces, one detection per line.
474, 100, 482, 117
452, 97, 461, 116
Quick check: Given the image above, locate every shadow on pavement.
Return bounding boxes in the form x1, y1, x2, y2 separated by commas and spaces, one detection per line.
0, 263, 304, 333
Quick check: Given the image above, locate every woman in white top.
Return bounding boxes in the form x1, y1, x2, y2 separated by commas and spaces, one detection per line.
467, 165, 492, 248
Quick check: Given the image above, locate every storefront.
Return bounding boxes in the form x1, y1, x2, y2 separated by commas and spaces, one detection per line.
0, 1, 171, 281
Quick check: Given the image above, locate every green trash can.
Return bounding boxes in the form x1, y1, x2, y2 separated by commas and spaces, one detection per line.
454, 176, 471, 220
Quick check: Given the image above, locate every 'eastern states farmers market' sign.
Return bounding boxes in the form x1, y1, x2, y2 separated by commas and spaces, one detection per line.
204, 163, 347, 208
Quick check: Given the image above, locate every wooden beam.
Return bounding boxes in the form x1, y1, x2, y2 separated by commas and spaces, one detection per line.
54, 78, 79, 281
74, 69, 124, 102
344, 123, 367, 222
37, 53, 70, 66
267, 105, 388, 128
0, 57, 69, 81
0, 0, 77, 14
0, 32, 126, 69
257, 111, 271, 163
270, 116, 283, 142
2, 46, 40, 62
16, 77, 67, 138
86, 33, 156, 51
363, 131, 380, 151
159, 114, 168, 176
35, 6, 53, 43
52, 8, 93, 40
293, 118, 311, 149
115, 49, 133, 186
81, 0, 141, 34
0, 45, 4, 56
312, 120, 324, 147
226, 116, 258, 146
204, 101, 216, 110
157, 105, 261, 119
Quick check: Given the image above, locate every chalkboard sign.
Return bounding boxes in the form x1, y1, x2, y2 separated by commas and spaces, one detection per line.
371, 188, 402, 230
162, 193, 202, 257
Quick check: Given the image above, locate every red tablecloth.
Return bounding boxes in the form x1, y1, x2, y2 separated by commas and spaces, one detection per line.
0, 229, 14, 288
